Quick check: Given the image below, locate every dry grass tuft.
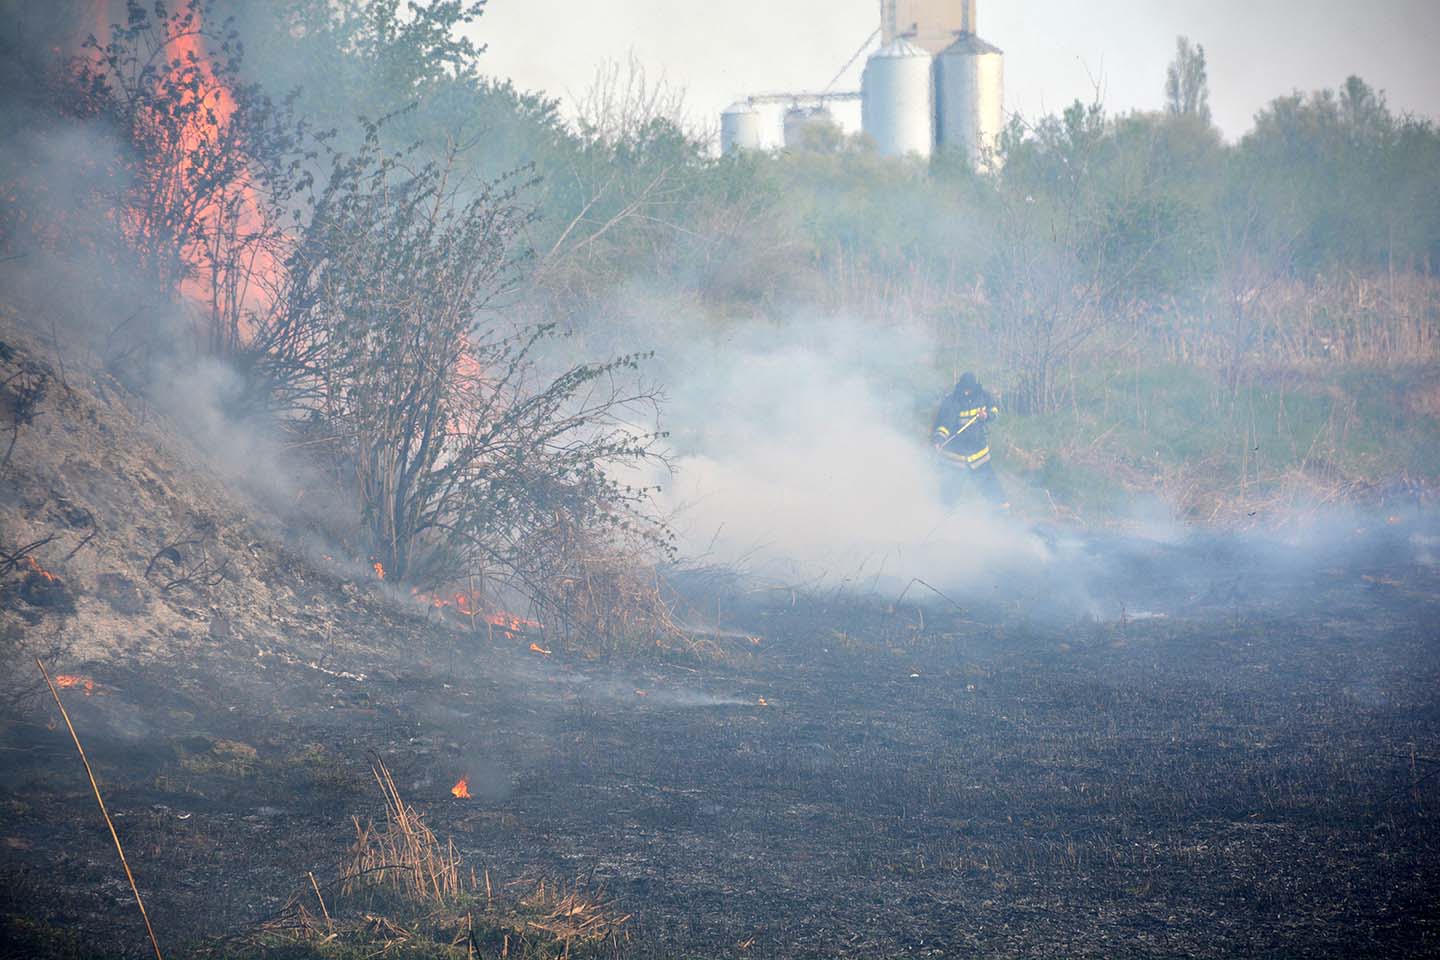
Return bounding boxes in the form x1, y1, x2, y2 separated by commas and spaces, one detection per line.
517, 877, 631, 945
514, 519, 722, 659
245, 759, 631, 958
341, 757, 462, 905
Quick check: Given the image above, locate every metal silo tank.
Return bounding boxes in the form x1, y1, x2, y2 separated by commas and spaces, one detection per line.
934, 33, 1004, 171
721, 102, 764, 154
861, 38, 933, 158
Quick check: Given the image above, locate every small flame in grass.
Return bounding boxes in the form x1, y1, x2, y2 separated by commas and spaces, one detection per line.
24, 556, 60, 583
528, 642, 551, 657
372, 561, 385, 580
491, 612, 542, 632
451, 776, 471, 799
410, 588, 542, 633
55, 675, 95, 695
756, 697, 769, 707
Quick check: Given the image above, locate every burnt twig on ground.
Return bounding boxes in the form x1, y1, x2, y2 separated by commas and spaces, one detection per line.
307, 871, 333, 932
61, 525, 97, 562
35, 657, 165, 960
144, 531, 231, 594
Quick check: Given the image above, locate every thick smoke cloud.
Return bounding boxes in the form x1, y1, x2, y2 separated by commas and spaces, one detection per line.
587, 301, 1052, 599
592, 291, 1434, 624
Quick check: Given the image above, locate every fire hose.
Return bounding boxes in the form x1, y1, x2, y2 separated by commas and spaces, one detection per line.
934, 412, 982, 454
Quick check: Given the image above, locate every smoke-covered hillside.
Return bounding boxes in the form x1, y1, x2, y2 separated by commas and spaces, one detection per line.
1, 3, 1438, 958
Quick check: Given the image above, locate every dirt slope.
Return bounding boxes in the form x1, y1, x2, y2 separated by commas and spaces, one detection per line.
0, 306, 431, 681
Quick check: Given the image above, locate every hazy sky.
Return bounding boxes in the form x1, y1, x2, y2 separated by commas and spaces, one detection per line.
466, 0, 1440, 143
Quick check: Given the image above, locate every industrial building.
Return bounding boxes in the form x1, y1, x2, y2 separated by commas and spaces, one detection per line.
721, 0, 1004, 170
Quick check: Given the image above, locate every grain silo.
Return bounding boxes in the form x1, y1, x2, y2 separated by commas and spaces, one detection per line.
721, 101, 765, 154
860, 38, 933, 158
933, 3, 1003, 171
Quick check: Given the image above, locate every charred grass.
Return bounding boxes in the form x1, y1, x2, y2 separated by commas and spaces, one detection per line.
2, 535, 1439, 958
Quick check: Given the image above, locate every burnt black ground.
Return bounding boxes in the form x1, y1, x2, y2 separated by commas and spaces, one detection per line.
3, 521, 1439, 959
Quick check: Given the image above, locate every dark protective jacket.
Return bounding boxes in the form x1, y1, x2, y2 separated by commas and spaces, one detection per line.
931, 378, 1000, 469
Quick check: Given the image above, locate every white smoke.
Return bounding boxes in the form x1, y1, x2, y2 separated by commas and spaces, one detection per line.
600, 303, 1052, 597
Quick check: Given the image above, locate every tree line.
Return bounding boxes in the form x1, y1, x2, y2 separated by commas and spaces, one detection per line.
2, 2, 1435, 601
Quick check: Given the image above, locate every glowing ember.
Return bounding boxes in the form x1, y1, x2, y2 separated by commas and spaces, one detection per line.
372, 561, 385, 580
451, 776, 471, 799
528, 642, 552, 656
55, 675, 95, 696
490, 612, 542, 632
756, 697, 769, 707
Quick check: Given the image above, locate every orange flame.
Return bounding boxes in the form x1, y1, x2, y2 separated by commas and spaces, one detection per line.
170, 23, 278, 314
491, 612, 542, 632
82, 2, 280, 328
528, 642, 551, 656
409, 587, 541, 633
55, 675, 95, 696
24, 556, 60, 583
372, 561, 385, 580
451, 776, 471, 799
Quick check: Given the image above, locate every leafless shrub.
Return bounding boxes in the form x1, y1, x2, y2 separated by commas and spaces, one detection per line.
532, 55, 702, 311
574, 53, 687, 147
249, 125, 670, 595
986, 103, 1171, 414
987, 193, 1145, 415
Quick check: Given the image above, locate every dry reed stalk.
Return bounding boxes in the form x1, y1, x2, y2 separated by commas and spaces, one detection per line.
35, 657, 164, 960
342, 757, 461, 906
307, 870, 332, 931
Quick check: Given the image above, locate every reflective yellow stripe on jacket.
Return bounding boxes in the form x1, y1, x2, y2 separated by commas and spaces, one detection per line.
939, 444, 990, 467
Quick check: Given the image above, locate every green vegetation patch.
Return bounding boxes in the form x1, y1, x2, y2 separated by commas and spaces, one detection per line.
999, 360, 1438, 519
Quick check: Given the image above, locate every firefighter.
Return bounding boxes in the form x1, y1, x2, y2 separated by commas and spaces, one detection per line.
931, 371, 1005, 506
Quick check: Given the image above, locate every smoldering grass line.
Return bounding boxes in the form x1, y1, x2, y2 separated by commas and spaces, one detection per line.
36, 656, 165, 960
